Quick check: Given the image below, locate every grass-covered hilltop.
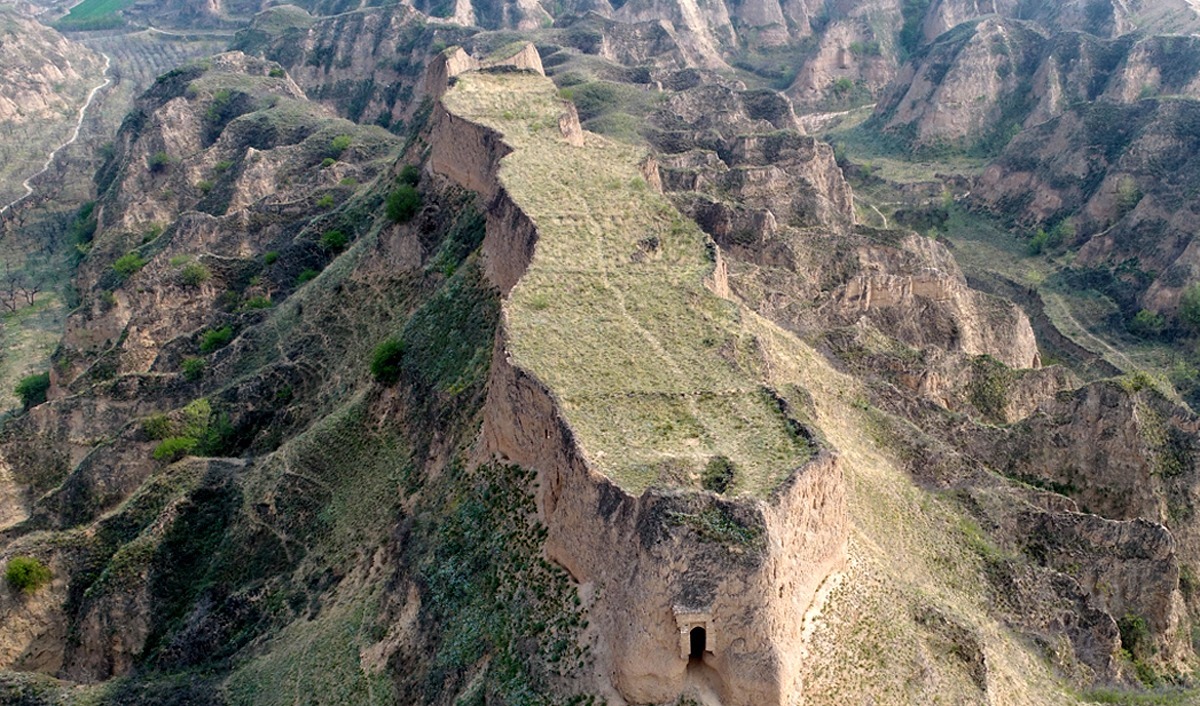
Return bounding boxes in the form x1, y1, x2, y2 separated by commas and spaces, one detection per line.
444, 71, 813, 497
2, 0, 1200, 704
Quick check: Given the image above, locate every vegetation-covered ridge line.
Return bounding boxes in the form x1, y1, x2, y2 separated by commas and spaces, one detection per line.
439, 70, 819, 498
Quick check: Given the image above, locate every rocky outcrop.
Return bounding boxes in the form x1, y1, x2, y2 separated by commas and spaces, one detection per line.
828, 233, 1040, 369
786, 7, 901, 109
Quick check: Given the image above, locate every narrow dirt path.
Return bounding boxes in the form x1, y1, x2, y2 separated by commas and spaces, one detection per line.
1042, 292, 1137, 373
0, 50, 112, 215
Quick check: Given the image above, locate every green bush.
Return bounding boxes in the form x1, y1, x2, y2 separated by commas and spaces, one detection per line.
153, 436, 198, 462
214, 159, 234, 174
320, 230, 348, 252
320, 157, 337, 168
330, 134, 353, 154
148, 151, 173, 172
296, 268, 320, 286
14, 372, 50, 410
399, 164, 421, 186
386, 184, 421, 223
370, 338, 406, 385
831, 77, 855, 96
5, 556, 51, 595
702, 455, 736, 494
181, 357, 206, 381
199, 325, 233, 353
242, 295, 272, 310
316, 194, 336, 209
263, 250, 279, 265
180, 262, 211, 287
1129, 309, 1166, 338
113, 252, 148, 279
1027, 228, 1050, 256
269, 67, 285, 78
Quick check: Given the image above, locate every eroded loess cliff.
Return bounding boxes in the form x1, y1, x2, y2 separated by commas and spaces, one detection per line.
873, 18, 1200, 154
972, 96, 1200, 325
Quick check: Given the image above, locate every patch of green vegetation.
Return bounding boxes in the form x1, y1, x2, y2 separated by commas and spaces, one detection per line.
5, 556, 51, 594
295, 269, 320, 286
142, 413, 174, 440
397, 260, 499, 395
329, 134, 352, 155
399, 164, 420, 186
199, 325, 233, 353
67, 201, 98, 247
148, 151, 174, 173
899, 0, 934, 60
1081, 686, 1200, 705
967, 355, 1015, 424
113, 252, 148, 279
54, 0, 132, 30
1180, 283, 1200, 333
179, 262, 211, 287
556, 80, 661, 142
386, 184, 421, 223
427, 207, 485, 276
262, 251, 279, 266
1129, 309, 1167, 338
319, 229, 348, 252
370, 338, 405, 385
152, 436, 198, 462
14, 371, 49, 410
241, 295, 272, 311
701, 455, 736, 494
666, 505, 764, 550
149, 399, 219, 463
226, 591, 395, 706
411, 462, 591, 704
181, 357, 205, 381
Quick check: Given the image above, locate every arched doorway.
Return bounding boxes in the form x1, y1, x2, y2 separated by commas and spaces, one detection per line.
689, 626, 707, 660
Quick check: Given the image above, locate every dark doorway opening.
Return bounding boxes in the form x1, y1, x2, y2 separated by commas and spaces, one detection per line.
689, 626, 707, 660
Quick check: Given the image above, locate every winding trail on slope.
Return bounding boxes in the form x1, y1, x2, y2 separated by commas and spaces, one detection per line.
0, 50, 112, 216
1042, 291, 1137, 373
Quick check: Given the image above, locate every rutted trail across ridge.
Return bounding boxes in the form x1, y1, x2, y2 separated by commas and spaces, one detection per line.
0, 50, 111, 215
